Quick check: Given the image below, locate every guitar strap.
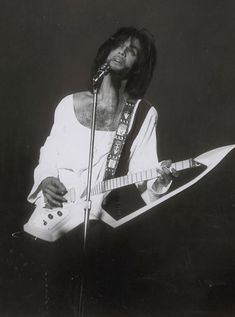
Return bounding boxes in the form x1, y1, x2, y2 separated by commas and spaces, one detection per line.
104, 99, 153, 180
115, 99, 152, 177
103, 99, 152, 220
104, 100, 136, 180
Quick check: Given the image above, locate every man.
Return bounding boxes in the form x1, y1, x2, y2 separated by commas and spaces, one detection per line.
27, 27, 175, 316
28, 27, 173, 211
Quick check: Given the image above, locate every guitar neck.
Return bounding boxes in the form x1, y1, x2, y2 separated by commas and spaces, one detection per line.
90, 158, 200, 196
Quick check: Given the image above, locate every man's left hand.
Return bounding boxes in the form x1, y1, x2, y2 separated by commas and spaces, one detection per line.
152, 160, 178, 192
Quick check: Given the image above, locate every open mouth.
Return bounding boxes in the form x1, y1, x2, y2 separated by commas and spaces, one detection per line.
112, 56, 124, 65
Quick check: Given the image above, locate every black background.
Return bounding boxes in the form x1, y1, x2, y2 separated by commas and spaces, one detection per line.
0, 1, 235, 316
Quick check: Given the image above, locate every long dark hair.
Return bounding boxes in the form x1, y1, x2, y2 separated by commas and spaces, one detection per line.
90, 27, 157, 99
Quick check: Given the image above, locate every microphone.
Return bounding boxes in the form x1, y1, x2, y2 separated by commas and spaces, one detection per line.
92, 62, 111, 87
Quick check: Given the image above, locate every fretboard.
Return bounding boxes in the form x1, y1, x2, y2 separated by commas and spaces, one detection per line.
90, 158, 200, 196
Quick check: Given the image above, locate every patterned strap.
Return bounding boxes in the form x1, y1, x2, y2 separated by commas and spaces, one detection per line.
104, 100, 136, 180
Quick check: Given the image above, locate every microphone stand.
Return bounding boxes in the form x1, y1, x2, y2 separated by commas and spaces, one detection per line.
74, 64, 110, 317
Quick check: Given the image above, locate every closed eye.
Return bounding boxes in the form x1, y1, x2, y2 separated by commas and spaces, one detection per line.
128, 47, 138, 57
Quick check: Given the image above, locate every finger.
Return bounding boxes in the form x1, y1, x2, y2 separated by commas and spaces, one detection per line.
171, 168, 179, 178
44, 188, 67, 203
162, 166, 171, 175
161, 160, 172, 168
52, 179, 68, 195
46, 183, 62, 195
157, 169, 164, 181
44, 196, 52, 209
157, 169, 169, 185
46, 183, 67, 197
44, 192, 63, 208
157, 169, 171, 186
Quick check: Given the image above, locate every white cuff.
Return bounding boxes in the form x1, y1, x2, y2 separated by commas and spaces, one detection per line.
147, 178, 172, 195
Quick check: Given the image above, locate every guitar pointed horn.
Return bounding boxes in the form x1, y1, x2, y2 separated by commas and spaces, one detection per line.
194, 144, 235, 168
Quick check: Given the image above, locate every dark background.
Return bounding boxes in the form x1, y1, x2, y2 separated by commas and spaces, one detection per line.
0, 0, 234, 316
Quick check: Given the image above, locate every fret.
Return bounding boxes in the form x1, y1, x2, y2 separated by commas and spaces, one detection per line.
104, 180, 107, 191
99, 182, 102, 194
127, 174, 131, 185
123, 175, 127, 186
147, 169, 152, 180
130, 173, 133, 184
176, 160, 181, 170
183, 159, 189, 170
146, 170, 149, 180
146, 169, 149, 180
189, 158, 193, 168
185, 159, 189, 169
114, 177, 118, 190
102, 181, 105, 192
112, 178, 115, 190
143, 170, 147, 181
116, 178, 121, 188
186, 159, 190, 169
141, 170, 146, 182
175, 162, 179, 170
120, 176, 124, 187
152, 168, 158, 178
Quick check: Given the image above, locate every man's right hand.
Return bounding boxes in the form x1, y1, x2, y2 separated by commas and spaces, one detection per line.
40, 177, 68, 208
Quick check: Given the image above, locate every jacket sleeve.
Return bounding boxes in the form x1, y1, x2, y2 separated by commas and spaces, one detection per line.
128, 106, 171, 204
27, 100, 65, 204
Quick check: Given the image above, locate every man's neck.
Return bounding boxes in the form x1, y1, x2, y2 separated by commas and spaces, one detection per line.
97, 74, 127, 111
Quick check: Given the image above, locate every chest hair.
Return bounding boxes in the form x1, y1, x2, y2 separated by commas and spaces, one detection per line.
75, 96, 123, 131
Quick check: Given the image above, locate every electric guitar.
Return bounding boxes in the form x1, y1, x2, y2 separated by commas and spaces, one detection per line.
24, 144, 235, 242
24, 158, 201, 242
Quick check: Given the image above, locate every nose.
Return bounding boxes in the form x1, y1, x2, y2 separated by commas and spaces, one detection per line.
118, 46, 126, 57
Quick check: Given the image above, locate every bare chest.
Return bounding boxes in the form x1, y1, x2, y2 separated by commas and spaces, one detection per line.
75, 103, 121, 131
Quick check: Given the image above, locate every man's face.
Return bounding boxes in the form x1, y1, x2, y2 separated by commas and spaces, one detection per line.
106, 37, 141, 76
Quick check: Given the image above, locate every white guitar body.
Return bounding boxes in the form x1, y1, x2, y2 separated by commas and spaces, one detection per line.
24, 192, 117, 242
